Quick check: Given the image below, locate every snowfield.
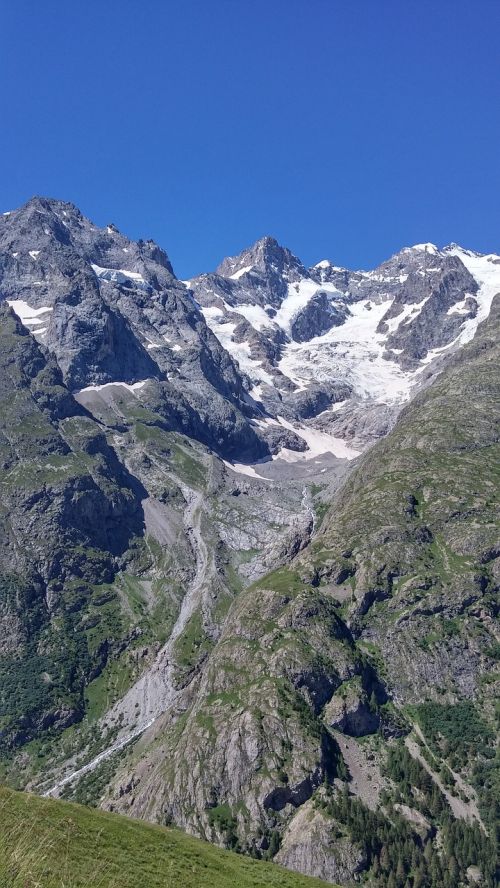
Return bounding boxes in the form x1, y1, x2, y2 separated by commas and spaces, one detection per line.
200, 243, 500, 409
278, 297, 413, 403
7, 300, 53, 343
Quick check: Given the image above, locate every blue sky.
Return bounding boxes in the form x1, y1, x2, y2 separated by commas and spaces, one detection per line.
1, 0, 499, 278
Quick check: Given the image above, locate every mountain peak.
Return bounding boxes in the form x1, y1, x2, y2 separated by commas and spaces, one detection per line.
412, 242, 439, 252
18, 195, 83, 218
215, 235, 307, 284
1, 196, 176, 276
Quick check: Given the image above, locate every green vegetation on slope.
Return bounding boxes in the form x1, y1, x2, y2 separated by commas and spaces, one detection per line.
318, 763, 498, 888
0, 786, 329, 888
409, 701, 499, 829
302, 296, 500, 722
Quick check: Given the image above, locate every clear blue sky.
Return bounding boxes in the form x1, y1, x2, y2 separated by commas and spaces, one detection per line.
1, 0, 499, 278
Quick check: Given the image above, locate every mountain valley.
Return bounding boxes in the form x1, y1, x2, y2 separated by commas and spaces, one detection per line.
0, 197, 498, 888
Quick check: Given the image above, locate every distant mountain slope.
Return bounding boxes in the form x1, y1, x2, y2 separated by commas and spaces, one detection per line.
0, 306, 145, 747
2, 197, 499, 461
0, 786, 329, 888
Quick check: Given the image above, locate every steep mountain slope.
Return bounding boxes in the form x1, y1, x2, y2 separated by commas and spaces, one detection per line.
0, 197, 498, 887
0, 786, 329, 888
305, 294, 500, 704
0, 306, 145, 747
0, 299, 314, 791
0, 201, 323, 789
100, 296, 499, 887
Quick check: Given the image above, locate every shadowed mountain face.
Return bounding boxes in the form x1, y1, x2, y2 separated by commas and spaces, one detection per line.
0, 198, 498, 888
0, 307, 146, 745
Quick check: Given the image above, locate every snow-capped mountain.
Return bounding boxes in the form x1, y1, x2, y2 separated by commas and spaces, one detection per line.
1, 199, 499, 888
188, 237, 500, 449
2, 199, 499, 466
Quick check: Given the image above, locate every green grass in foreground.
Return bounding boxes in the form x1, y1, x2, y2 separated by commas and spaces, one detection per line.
0, 786, 329, 888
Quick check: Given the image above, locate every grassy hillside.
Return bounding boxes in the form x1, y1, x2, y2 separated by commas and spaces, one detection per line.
0, 786, 329, 888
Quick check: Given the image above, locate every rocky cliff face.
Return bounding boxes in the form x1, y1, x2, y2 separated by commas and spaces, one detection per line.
0, 198, 269, 462
1, 198, 498, 888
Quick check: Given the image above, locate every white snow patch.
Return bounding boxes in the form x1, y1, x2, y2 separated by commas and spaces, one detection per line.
161, 335, 183, 352
234, 302, 274, 331
314, 260, 347, 273
7, 300, 53, 324
202, 275, 341, 345
447, 296, 473, 316
444, 246, 500, 344
200, 310, 275, 387
202, 299, 273, 333
249, 383, 265, 401
409, 243, 439, 254
251, 416, 280, 431
274, 279, 330, 335
316, 400, 349, 418
274, 416, 360, 461
222, 460, 269, 480
142, 334, 162, 350
383, 297, 429, 334
29, 250, 40, 260
416, 248, 500, 366
230, 264, 254, 280
417, 342, 456, 367
75, 380, 149, 395
250, 415, 359, 461
7, 300, 53, 343
91, 264, 147, 288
